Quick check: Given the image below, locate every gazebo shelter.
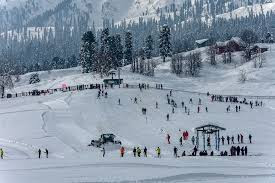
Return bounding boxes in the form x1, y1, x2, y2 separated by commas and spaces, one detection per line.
195, 124, 226, 151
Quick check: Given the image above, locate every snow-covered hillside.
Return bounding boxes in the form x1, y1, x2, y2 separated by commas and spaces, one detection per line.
11, 44, 275, 96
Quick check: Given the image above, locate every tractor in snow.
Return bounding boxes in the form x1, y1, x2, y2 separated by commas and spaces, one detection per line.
89, 134, 122, 148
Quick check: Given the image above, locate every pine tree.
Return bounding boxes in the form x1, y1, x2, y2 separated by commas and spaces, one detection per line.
159, 24, 172, 62
124, 31, 133, 66
79, 31, 97, 73
145, 35, 154, 59
115, 34, 124, 67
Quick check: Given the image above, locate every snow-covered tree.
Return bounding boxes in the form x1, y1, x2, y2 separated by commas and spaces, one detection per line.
159, 25, 172, 62
79, 31, 97, 73
124, 31, 133, 66
145, 35, 154, 59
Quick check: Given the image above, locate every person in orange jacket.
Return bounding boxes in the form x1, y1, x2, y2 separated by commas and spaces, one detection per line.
120, 146, 125, 157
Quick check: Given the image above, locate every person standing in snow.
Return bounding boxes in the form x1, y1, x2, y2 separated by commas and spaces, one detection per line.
38, 149, 42, 159
173, 146, 178, 158
227, 136, 230, 145
137, 147, 142, 157
193, 146, 198, 156
156, 102, 158, 109
45, 149, 49, 158
181, 101, 184, 108
0, 149, 3, 159
231, 136, 235, 144
120, 146, 125, 157
133, 147, 137, 157
179, 136, 183, 146
221, 136, 225, 145
240, 134, 244, 144
238, 134, 240, 144
205, 107, 208, 112
249, 134, 252, 144
166, 114, 170, 121
118, 99, 121, 105
197, 106, 200, 113
156, 147, 161, 158
102, 147, 105, 157
144, 147, 147, 157
236, 146, 240, 156
244, 146, 248, 156
241, 147, 245, 156
172, 107, 175, 113
167, 134, 171, 144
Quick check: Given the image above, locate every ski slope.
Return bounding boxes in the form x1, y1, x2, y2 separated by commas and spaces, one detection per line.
0, 44, 275, 182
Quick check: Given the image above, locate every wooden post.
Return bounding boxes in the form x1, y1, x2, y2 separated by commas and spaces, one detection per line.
196, 130, 199, 147
218, 130, 220, 151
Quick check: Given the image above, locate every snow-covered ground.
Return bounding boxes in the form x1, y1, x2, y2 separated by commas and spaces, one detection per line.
1, 44, 275, 182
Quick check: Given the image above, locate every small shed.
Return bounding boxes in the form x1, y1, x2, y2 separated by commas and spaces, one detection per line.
195, 124, 226, 151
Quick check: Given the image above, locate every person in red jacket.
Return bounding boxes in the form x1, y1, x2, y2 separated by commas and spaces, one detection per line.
185, 131, 189, 140
120, 146, 125, 157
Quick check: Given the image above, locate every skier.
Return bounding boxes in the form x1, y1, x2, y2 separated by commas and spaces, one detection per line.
235, 105, 238, 112
167, 134, 171, 144
45, 148, 49, 158
197, 106, 200, 113
205, 107, 208, 112
189, 98, 193, 104
221, 136, 225, 145
173, 146, 178, 158
240, 134, 244, 143
156, 102, 158, 109
181, 101, 184, 108
0, 149, 3, 159
166, 114, 169, 121
38, 149, 42, 159
102, 147, 105, 157
172, 107, 175, 113
238, 134, 240, 144
179, 136, 183, 146
244, 146, 248, 156
249, 134, 252, 143
144, 147, 147, 157
191, 136, 195, 145
118, 98, 121, 105
156, 147, 161, 158
133, 147, 137, 157
137, 147, 141, 157
134, 97, 138, 104
120, 146, 125, 157
170, 90, 172, 96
